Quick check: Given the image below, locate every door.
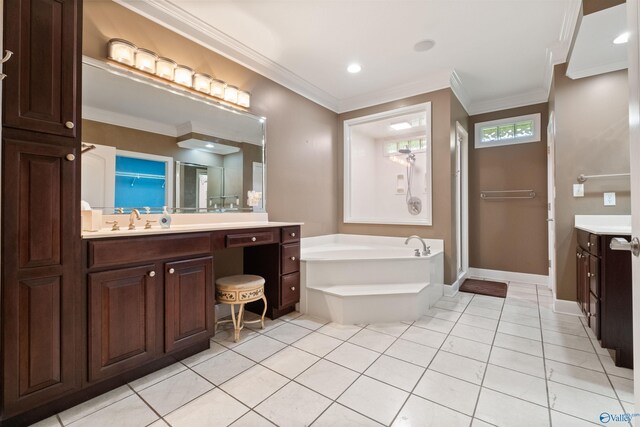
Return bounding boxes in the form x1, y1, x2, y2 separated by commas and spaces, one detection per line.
165, 257, 214, 353
547, 111, 557, 295
455, 123, 469, 282
627, 0, 640, 415
3, 0, 80, 137
81, 143, 116, 208
88, 265, 160, 382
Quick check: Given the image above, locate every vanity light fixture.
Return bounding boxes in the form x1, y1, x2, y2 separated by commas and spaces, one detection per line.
205, 143, 214, 148
155, 57, 177, 80
224, 85, 239, 103
135, 48, 158, 73
613, 32, 630, 44
174, 65, 194, 87
108, 38, 137, 66
193, 73, 213, 94
211, 79, 226, 98
238, 90, 251, 108
390, 122, 412, 131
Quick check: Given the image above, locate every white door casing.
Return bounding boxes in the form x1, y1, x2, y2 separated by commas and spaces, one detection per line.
547, 112, 557, 295
81, 143, 116, 209
455, 122, 469, 281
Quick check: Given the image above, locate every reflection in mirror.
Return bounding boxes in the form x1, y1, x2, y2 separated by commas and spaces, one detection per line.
80, 57, 265, 214
343, 102, 432, 225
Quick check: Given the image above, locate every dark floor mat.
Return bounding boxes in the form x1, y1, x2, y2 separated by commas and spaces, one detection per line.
459, 279, 508, 298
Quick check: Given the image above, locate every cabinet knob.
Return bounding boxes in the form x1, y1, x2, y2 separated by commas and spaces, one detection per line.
148, 271, 156, 277
587, 242, 591, 247
290, 286, 296, 291
291, 232, 296, 237
65, 121, 75, 129
587, 272, 593, 278
290, 256, 296, 261
168, 268, 175, 274
251, 237, 257, 242
65, 153, 75, 161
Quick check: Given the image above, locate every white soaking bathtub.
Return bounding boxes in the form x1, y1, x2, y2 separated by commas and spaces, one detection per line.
300, 234, 444, 324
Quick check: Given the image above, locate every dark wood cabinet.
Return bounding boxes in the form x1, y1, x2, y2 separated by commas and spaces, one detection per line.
3, 0, 81, 138
576, 229, 633, 368
88, 265, 160, 382
165, 257, 214, 353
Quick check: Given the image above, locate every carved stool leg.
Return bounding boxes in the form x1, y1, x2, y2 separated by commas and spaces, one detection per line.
260, 295, 267, 329
230, 304, 240, 342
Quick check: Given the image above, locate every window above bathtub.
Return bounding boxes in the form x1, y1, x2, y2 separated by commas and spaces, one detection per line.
474, 113, 541, 149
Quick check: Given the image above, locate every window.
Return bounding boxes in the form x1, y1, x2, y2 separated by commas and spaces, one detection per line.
383, 137, 428, 156
474, 113, 541, 148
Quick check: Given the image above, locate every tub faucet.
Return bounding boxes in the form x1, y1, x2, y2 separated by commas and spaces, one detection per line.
405, 235, 430, 256
128, 208, 141, 230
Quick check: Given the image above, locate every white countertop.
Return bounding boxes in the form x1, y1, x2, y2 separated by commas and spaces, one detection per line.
574, 215, 632, 235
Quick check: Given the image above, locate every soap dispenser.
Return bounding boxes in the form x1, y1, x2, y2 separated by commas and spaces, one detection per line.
160, 206, 172, 229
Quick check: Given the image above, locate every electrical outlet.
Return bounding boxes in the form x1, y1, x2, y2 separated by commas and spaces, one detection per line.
573, 184, 584, 197
604, 192, 616, 206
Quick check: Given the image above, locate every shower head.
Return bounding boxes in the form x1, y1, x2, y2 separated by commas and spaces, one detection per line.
398, 148, 412, 154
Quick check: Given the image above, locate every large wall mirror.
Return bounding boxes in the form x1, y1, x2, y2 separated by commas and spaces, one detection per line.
81, 57, 265, 213
344, 102, 432, 225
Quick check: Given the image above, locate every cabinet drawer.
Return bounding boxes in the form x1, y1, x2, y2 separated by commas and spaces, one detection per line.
281, 226, 300, 244
280, 272, 300, 307
281, 243, 300, 275
589, 255, 600, 297
88, 233, 211, 269
226, 230, 277, 248
588, 234, 600, 256
589, 292, 600, 340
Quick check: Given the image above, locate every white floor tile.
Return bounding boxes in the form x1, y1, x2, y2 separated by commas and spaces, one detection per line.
264, 322, 312, 344
192, 350, 255, 385
316, 322, 362, 340
457, 313, 499, 331
129, 363, 187, 392
441, 335, 492, 362
256, 382, 331, 427
412, 315, 456, 334
67, 394, 158, 427
230, 410, 275, 427
181, 342, 227, 367
164, 388, 249, 427
312, 403, 383, 426
609, 375, 634, 404
497, 321, 541, 341
475, 388, 549, 427
542, 330, 594, 352
499, 312, 541, 328
508, 283, 539, 293
433, 299, 468, 312
467, 297, 504, 311
400, 325, 447, 349
213, 327, 259, 348
493, 332, 543, 357
245, 318, 285, 334
348, 328, 396, 353
539, 308, 582, 324
384, 339, 438, 368
261, 346, 320, 379
548, 381, 624, 424
541, 319, 588, 337
488, 346, 545, 378
483, 364, 548, 406
338, 376, 408, 425
464, 305, 502, 320
278, 311, 302, 322
599, 354, 634, 380
295, 359, 359, 399
392, 395, 471, 427
450, 323, 496, 344
470, 418, 495, 427
501, 304, 539, 318
59, 385, 134, 425
543, 343, 603, 372
364, 355, 425, 392
292, 331, 343, 357
325, 342, 379, 372
545, 359, 615, 398
366, 322, 410, 337
220, 365, 289, 408
413, 370, 480, 416
550, 410, 601, 426
138, 369, 214, 416
429, 351, 486, 385
233, 335, 287, 362
29, 416, 61, 427
289, 314, 328, 331
425, 307, 462, 322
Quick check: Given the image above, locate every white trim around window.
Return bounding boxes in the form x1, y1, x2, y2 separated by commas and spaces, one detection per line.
474, 113, 541, 149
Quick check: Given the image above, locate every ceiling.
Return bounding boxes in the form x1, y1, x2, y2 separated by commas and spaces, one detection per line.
116, 0, 582, 114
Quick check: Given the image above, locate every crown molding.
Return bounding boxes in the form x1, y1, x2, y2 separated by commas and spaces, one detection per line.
466, 88, 549, 116
566, 59, 629, 80
449, 70, 471, 113
82, 105, 178, 137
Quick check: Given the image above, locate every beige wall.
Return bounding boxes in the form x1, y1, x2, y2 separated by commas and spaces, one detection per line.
468, 103, 549, 276
337, 89, 468, 284
83, 1, 338, 237
551, 64, 630, 301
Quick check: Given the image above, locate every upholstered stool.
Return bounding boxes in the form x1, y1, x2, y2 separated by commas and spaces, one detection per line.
215, 274, 267, 342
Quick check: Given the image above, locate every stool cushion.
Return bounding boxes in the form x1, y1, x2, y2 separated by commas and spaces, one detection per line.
215, 275, 266, 304
216, 274, 265, 290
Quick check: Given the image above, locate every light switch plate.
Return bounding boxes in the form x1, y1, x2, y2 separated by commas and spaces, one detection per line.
573, 184, 584, 197
604, 192, 616, 206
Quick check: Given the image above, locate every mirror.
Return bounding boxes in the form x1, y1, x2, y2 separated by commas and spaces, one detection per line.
80, 57, 265, 213
343, 102, 432, 225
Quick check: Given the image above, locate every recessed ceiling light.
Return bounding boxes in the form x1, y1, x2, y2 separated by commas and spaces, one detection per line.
347, 63, 362, 74
206, 143, 214, 148
613, 32, 629, 44
414, 39, 436, 52
390, 122, 412, 131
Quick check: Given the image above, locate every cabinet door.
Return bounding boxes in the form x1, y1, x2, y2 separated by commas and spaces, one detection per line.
165, 257, 214, 353
88, 265, 160, 382
1, 139, 80, 416
3, 0, 80, 137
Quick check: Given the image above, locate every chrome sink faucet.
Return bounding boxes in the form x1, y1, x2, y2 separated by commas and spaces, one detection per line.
128, 208, 141, 230
405, 235, 431, 256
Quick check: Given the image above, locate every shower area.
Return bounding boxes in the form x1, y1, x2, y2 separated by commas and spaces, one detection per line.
344, 102, 432, 225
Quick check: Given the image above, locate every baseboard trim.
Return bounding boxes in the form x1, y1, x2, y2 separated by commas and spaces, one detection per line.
553, 298, 583, 316
444, 271, 468, 296
467, 268, 549, 287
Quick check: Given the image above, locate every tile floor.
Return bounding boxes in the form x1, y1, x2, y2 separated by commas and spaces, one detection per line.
32, 282, 634, 427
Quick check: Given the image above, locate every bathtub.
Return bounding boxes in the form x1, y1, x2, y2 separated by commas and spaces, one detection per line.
300, 234, 444, 324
